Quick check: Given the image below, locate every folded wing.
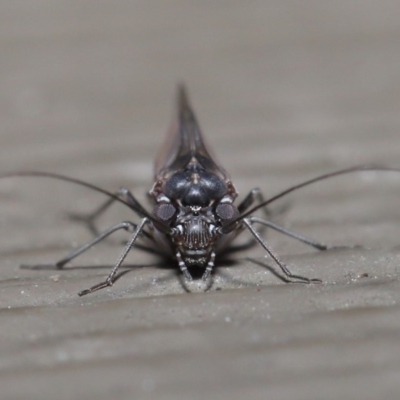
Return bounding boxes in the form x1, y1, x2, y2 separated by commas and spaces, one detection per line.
154, 85, 229, 181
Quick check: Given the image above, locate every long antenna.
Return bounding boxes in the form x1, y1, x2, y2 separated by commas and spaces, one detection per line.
0, 171, 152, 219
226, 165, 400, 230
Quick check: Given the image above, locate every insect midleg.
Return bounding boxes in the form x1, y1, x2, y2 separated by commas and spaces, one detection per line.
248, 217, 329, 251
78, 217, 150, 296
242, 219, 322, 283
238, 187, 328, 251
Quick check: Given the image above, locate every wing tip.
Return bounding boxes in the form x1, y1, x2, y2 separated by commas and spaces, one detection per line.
177, 83, 193, 117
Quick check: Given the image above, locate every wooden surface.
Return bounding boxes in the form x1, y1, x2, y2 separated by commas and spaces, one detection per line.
1, 1, 400, 399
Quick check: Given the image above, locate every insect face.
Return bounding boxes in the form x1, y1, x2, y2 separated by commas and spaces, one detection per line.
152, 159, 239, 271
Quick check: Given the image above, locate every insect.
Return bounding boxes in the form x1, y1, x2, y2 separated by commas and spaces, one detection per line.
1, 86, 399, 296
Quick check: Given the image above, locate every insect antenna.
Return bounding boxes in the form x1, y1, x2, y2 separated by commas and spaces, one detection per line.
224, 164, 400, 231
0, 171, 155, 221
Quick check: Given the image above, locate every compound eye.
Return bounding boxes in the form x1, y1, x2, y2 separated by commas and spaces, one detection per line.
153, 203, 177, 223
215, 203, 239, 222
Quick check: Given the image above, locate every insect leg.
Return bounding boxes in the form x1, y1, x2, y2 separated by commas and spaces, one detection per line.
69, 187, 141, 236
238, 188, 271, 215
21, 221, 139, 270
243, 219, 322, 283
78, 217, 149, 296
231, 187, 288, 252
249, 217, 328, 250
239, 188, 328, 250
202, 251, 216, 280
176, 251, 193, 281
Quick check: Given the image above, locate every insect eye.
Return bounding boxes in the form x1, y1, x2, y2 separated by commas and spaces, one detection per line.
215, 203, 239, 222
153, 203, 177, 223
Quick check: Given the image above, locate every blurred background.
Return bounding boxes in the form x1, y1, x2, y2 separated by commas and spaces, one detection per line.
0, 1, 400, 400
2, 1, 399, 174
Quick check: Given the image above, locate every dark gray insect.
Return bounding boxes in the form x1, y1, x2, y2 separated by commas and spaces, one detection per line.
2, 86, 399, 296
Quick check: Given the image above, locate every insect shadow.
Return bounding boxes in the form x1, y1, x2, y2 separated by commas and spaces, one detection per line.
1, 85, 400, 296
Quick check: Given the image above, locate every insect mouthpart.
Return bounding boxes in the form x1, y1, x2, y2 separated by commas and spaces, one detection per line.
190, 205, 202, 214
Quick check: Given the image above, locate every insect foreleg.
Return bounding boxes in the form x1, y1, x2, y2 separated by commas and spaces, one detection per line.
248, 217, 328, 251
242, 219, 322, 284
202, 251, 216, 280
176, 251, 193, 281
78, 217, 150, 296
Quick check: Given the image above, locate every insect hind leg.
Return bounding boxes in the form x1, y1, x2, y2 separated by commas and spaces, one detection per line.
21, 221, 138, 271
78, 218, 149, 296
243, 219, 322, 284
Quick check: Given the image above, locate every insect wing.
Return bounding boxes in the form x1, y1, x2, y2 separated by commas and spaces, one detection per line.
154, 85, 229, 181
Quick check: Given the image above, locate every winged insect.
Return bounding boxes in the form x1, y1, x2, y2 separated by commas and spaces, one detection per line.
2, 86, 399, 296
